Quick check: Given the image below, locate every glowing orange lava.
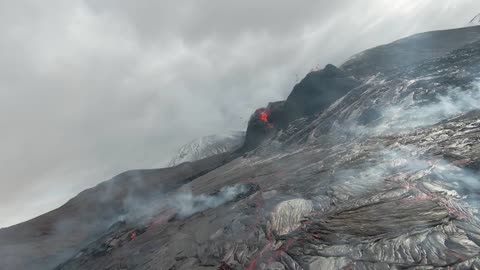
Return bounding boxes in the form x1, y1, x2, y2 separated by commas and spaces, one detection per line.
259, 111, 269, 123
254, 108, 274, 129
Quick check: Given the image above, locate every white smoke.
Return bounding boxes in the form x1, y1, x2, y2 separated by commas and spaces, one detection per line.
169, 184, 250, 218
331, 145, 480, 219
337, 81, 480, 138
374, 82, 480, 134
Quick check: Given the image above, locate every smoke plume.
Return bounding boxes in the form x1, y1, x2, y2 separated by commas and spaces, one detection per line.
169, 184, 252, 218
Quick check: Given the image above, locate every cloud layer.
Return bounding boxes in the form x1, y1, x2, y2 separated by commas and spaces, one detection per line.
1, 0, 480, 227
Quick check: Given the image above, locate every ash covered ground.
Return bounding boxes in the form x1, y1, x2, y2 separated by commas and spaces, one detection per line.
3, 26, 480, 270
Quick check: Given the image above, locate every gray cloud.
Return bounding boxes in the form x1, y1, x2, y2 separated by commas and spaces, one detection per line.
1, 0, 480, 227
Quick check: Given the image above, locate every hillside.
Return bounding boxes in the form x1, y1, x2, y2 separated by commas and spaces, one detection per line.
3, 25, 480, 270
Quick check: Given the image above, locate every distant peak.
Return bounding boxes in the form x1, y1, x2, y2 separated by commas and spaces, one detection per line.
168, 131, 245, 166
468, 13, 480, 26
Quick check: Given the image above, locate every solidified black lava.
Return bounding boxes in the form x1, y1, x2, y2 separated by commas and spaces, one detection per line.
4, 25, 480, 270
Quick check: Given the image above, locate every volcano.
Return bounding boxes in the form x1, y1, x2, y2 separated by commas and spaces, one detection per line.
4, 25, 480, 270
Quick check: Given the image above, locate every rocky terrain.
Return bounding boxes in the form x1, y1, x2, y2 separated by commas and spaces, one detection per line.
3, 25, 480, 270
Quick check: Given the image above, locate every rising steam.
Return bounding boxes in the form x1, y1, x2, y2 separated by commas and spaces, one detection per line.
376, 83, 480, 133
168, 184, 253, 218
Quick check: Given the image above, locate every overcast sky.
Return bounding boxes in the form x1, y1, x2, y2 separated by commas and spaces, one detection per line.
1, 0, 479, 228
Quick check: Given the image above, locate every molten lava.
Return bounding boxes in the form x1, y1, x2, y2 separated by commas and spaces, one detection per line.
259, 111, 268, 123
256, 108, 273, 128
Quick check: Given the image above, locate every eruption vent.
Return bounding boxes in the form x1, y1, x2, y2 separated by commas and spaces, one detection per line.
259, 111, 269, 123
256, 108, 273, 129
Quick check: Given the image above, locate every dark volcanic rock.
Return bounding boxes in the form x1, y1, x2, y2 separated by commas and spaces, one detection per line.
5, 26, 480, 270
0, 152, 234, 270
243, 64, 360, 150
242, 107, 277, 151
284, 64, 360, 125
341, 25, 480, 78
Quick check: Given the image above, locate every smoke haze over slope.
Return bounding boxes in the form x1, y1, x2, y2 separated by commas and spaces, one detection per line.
2, 0, 480, 227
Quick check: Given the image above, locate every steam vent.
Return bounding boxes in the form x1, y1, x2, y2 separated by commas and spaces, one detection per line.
4, 25, 480, 270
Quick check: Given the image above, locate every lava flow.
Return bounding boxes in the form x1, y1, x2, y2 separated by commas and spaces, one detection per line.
259, 110, 269, 123
256, 108, 274, 129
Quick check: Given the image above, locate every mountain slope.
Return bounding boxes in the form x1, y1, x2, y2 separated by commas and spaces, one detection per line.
469, 13, 480, 26
3, 25, 480, 270
0, 153, 235, 270
168, 132, 245, 167
341, 25, 480, 78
